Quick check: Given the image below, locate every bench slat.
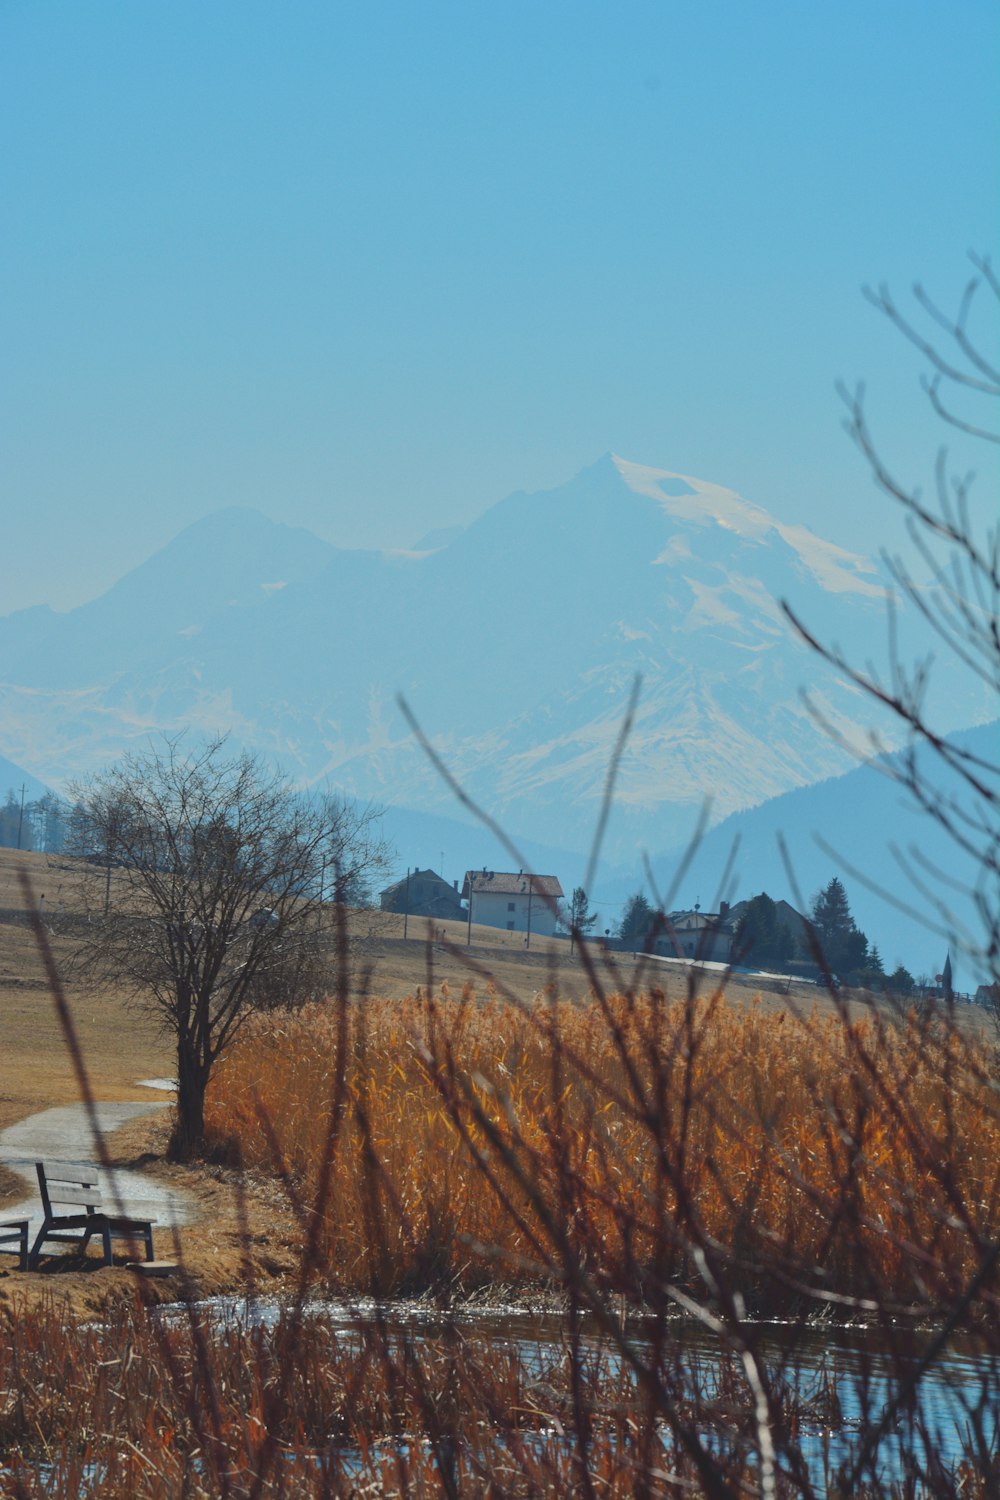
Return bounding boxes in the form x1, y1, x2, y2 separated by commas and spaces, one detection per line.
37, 1160, 99, 1185
43, 1184, 104, 1208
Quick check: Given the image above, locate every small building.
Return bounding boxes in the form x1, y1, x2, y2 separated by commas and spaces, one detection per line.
605, 903, 733, 959
379, 868, 465, 923
462, 869, 564, 936
661, 906, 733, 963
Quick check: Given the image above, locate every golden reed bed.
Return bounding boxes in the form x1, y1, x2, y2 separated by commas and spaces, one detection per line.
205, 987, 1000, 1313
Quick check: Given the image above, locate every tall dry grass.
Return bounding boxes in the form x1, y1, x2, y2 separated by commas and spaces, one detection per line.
204, 986, 1000, 1317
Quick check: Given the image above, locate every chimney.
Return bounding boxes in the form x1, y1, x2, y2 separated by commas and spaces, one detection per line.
453, 879, 458, 891
720, 900, 730, 920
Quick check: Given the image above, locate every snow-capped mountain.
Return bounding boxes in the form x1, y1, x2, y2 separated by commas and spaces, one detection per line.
0, 454, 982, 856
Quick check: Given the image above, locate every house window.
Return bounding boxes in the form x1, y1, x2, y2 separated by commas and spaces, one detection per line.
507, 902, 515, 912
506, 920, 515, 930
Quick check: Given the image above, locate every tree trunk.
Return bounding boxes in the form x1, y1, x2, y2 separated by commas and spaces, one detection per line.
170, 1042, 209, 1161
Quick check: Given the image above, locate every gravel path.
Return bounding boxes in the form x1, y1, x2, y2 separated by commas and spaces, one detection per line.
0, 1100, 193, 1232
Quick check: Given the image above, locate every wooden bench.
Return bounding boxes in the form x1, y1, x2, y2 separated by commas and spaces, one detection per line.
29, 1161, 156, 1269
0, 1220, 29, 1271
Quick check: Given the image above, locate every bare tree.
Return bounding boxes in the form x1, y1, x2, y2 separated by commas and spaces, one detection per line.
784, 253, 999, 996
70, 737, 392, 1158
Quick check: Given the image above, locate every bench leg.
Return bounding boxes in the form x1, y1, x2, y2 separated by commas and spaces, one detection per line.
17, 1224, 27, 1272
102, 1225, 112, 1266
29, 1225, 48, 1270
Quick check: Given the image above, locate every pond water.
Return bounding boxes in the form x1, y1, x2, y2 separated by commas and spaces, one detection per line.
166, 1295, 1000, 1490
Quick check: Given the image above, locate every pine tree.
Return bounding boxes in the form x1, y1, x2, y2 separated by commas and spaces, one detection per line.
811, 877, 869, 982
569, 887, 598, 935
733, 893, 792, 969
888, 964, 915, 995
618, 893, 654, 945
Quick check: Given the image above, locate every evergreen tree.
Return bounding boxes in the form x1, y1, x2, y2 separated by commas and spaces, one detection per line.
888, 964, 915, 995
811, 876, 869, 982
568, 887, 598, 934
618, 892, 654, 945
36, 792, 67, 853
733, 893, 792, 969
856, 942, 887, 991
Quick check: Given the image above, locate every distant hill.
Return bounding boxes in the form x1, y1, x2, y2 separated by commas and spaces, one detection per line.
634, 720, 999, 987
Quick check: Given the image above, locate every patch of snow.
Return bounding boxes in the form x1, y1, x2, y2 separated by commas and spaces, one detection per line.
616, 620, 651, 642
654, 535, 693, 564
613, 453, 885, 598
681, 579, 743, 631
773, 521, 886, 597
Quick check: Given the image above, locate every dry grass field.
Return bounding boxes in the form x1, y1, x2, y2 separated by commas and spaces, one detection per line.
0, 844, 991, 1313
0, 850, 174, 1128
0, 844, 865, 1134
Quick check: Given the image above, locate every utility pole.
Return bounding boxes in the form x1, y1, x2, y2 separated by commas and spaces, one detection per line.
403, 867, 410, 941
466, 872, 473, 947
526, 878, 533, 951
15, 785, 26, 851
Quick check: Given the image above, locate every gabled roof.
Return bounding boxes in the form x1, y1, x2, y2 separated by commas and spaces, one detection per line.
379, 867, 454, 900
462, 870, 564, 899
667, 909, 725, 930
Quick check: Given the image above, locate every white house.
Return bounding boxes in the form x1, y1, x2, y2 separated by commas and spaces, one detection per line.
663, 907, 733, 963
461, 869, 564, 937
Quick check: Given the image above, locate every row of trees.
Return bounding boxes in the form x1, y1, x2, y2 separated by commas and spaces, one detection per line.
0, 790, 68, 854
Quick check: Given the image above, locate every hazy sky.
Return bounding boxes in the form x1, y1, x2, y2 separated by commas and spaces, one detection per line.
2, 1, 997, 614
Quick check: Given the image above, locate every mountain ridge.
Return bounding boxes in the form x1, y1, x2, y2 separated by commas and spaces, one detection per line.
0, 454, 987, 859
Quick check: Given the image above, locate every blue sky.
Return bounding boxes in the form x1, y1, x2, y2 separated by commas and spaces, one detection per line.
2, 1, 997, 613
